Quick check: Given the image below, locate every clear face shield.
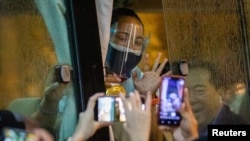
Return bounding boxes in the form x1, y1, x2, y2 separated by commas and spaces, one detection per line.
105, 22, 149, 80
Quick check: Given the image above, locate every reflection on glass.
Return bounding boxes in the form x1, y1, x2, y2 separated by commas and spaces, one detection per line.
162, 0, 249, 117
0, 1, 76, 141
0, 0, 56, 110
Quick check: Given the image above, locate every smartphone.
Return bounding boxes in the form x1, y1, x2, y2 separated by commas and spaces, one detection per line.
179, 60, 188, 76
55, 65, 72, 83
97, 96, 126, 122
1, 127, 38, 141
158, 75, 185, 126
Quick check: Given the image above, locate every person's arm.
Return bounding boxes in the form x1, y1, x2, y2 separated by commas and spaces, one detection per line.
120, 90, 152, 141
32, 64, 71, 135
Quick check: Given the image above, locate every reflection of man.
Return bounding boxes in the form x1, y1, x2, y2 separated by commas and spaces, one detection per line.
186, 60, 249, 137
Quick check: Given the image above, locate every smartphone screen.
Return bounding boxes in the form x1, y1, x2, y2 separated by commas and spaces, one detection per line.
97, 96, 116, 122
97, 96, 126, 122
2, 127, 38, 141
158, 76, 185, 126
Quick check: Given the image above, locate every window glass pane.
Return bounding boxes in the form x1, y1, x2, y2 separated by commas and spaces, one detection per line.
0, 1, 77, 140
162, 0, 250, 134
0, 0, 57, 109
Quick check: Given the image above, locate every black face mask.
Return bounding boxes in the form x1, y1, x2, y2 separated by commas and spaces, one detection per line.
105, 42, 142, 80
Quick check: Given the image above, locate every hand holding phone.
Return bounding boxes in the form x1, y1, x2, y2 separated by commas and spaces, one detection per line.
158, 75, 185, 126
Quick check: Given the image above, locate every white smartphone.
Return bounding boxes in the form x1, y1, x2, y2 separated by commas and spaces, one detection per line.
97, 96, 126, 122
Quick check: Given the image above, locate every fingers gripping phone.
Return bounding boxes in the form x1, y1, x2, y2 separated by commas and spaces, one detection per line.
158, 75, 185, 126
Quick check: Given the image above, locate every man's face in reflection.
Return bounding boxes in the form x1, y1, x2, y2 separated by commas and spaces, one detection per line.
185, 68, 221, 131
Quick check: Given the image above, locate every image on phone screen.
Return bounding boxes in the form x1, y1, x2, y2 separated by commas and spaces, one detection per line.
98, 96, 115, 122
2, 127, 38, 141
158, 76, 185, 126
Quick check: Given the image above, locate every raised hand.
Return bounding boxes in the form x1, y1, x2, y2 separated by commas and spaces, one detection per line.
133, 52, 170, 96
120, 90, 152, 141
39, 64, 72, 113
32, 64, 72, 134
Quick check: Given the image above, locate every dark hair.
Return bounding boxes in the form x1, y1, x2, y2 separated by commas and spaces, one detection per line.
111, 7, 144, 28
188, 60, 224, 89
0, 110, 25, 130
